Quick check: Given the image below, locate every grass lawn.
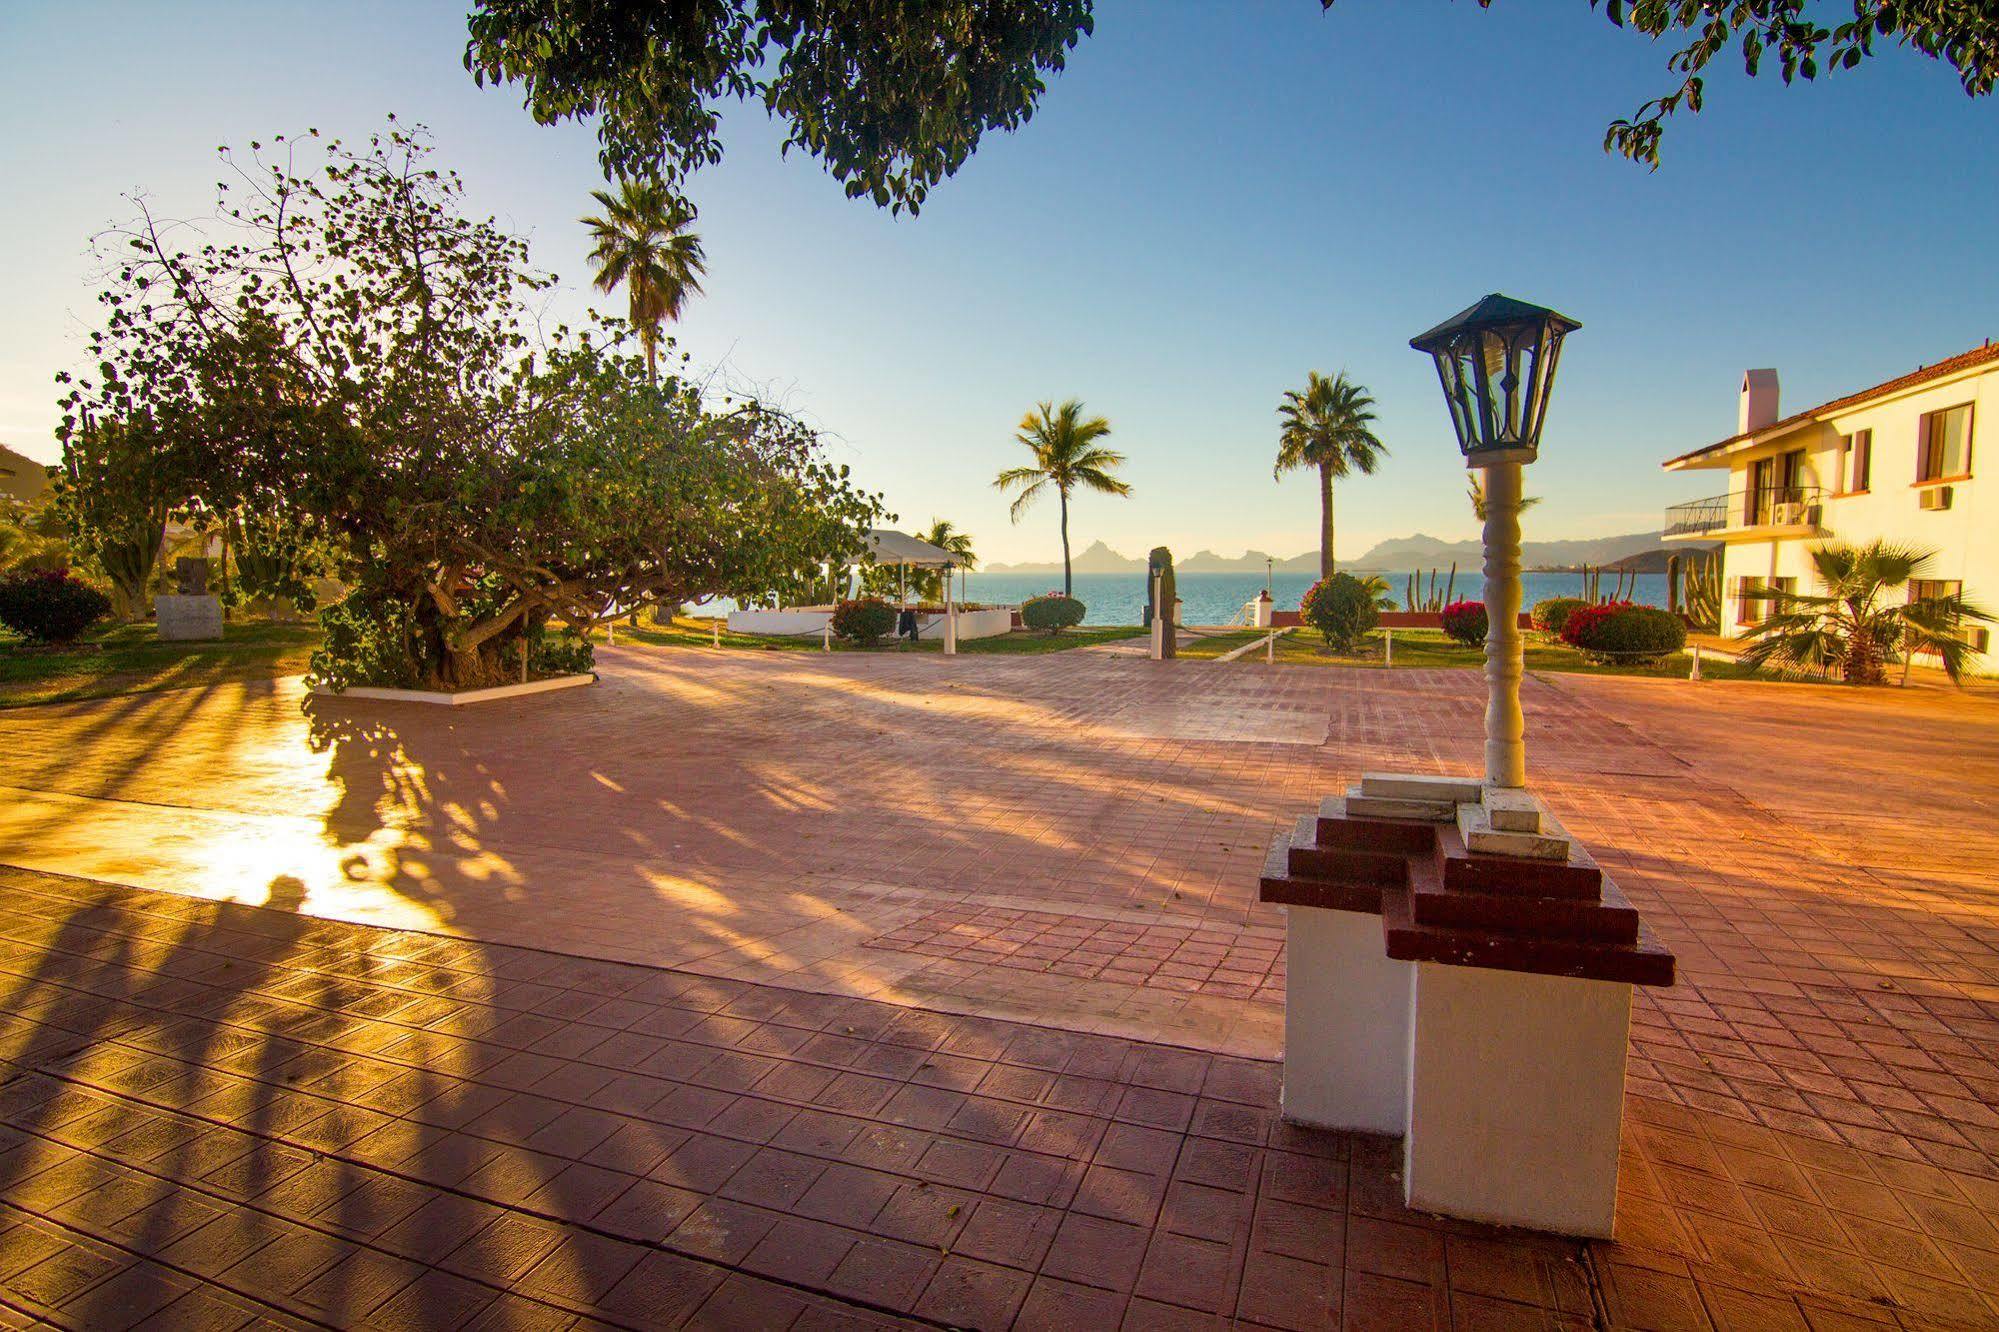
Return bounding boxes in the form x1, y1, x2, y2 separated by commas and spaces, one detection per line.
601, 616, 1147, 655
0, 621, 324, 708
1177, 626, 1761, 680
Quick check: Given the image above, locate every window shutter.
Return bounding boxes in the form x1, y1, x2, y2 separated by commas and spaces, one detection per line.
1917, 412, 1931, 481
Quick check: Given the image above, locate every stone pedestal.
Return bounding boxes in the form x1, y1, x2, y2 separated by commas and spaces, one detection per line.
1283, 906, 1410, 1134
155, 594, 223, 641
1259, 773, 1673, 1239
1404, 962, 1632, 1236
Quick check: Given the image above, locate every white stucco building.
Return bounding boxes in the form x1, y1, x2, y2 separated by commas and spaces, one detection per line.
1662, 342, 1998, 673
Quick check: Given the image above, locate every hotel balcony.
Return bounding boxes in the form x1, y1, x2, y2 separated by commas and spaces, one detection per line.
1664, 485, 1822, 541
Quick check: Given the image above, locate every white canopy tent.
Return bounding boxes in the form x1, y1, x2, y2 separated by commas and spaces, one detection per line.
859, 528, 965, 653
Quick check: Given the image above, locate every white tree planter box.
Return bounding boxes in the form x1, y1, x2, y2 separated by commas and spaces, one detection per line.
312, 673, 596, 706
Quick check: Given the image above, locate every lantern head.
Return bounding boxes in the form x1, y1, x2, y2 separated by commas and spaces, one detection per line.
1409, 293, 1579, 466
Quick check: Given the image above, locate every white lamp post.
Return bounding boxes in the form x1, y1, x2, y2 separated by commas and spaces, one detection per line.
1410, 294, 1580, 790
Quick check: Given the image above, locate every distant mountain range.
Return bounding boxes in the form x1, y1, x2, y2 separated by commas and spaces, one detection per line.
982, 531, 1676, 575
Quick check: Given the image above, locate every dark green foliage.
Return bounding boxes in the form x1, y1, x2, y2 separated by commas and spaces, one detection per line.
468, 1, 1993, 211
1439, 599, 1487, 646
832, 597, 896, 644
1532, 597, 1587, 636
1020, 594, 1085, 633
1565, 603, 1686, 665
1322, 1, 1999, 167
466, 0, 1094, 213
1300, 573, 1378, 653
231, 510, 326, 613
0, 569, 112, 644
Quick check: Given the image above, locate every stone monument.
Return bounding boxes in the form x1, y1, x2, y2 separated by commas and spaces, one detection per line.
155, 556, 224, 641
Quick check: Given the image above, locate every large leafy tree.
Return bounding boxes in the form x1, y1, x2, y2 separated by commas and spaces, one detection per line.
995, 400, 1129, 597
1740, 541, 1992, 685
58, 124, 882, 691
582, 181, 707, 384
466, 1, 1998, 206
1274, 371, 1386, 579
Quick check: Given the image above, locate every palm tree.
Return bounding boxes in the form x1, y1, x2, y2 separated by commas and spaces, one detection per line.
581, 181, 707, 384
995, 400, 1131, 596
1740, 541, 1992, 685
1275, 371, 1387, 578
915, 518, 976, 602
1467, 475, 1542, 522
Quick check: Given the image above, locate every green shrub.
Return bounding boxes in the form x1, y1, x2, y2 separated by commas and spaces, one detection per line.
1564, 603, 1686, 664
1439, 599, 1487, 646
1300, 573, 1379, 654
529, 624, 595, 676
0, 569, 112, 644
1020, 594, 1085, 633
1532, 597, 1587, 635
832, 597, 896, 644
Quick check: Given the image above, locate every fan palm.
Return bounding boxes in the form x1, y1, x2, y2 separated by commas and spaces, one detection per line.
1275, 371, 1387, 577
915, 518, 976, 602
1740, 541, 1992, 685
581, 181, 707, 384
995, 400, 1131, 596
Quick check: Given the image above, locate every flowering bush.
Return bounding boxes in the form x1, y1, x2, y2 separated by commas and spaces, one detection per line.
1301, 573, 1379, 653
1562, 601, 1686, 664
1439, 599, 1487, 646
1532, 596, 1587, 636
831, 597, 897, 644
1020, 593, 1085, 633
1558, 601, 1632, 648
0, 569, 111, 644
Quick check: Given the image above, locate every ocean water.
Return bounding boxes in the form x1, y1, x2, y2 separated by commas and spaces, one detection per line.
961, 571, 1669, 627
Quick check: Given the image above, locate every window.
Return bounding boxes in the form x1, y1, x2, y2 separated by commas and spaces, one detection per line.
1837, 429, 1871, 494
1917, 404, 1973, 483
1908, 580, 1986, 654
1735, 576, 1795, 629
1909, 578, 1963, 605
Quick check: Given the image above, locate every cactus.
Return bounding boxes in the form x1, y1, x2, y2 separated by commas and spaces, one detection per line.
1680, 553, 1720, 632
1146, 546, 1176, 659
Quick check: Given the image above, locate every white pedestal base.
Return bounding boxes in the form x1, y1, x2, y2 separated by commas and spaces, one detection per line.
155, 594, 223, 641
1281, 907, 1411, 1136
1404, 961, 1632, 1237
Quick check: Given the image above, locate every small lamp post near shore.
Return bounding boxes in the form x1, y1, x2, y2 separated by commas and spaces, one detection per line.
1409, 294, 1580, 790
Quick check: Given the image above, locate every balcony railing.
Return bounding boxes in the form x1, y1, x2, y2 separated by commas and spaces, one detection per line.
1665, 485, 1821, 538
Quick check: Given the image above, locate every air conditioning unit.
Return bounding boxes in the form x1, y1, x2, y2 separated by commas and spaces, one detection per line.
1919, 486, 1954, 511
1770, 501, 1805, 525
1966, 626, 1991, 653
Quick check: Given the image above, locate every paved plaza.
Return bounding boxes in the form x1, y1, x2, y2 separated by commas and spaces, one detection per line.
2, 647, 1998, 1327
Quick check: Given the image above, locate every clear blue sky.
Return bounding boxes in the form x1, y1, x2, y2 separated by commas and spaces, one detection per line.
3, 1, 1994, 564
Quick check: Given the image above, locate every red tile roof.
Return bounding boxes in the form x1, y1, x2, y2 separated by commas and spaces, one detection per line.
1662, 340, 1999, 468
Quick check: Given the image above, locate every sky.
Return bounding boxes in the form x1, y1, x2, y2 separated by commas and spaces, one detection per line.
3, 2, 1995, 566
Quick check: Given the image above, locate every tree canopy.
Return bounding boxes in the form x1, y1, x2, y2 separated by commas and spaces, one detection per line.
466, 0, 1095, 213
57, 124, 883, 690
465, 1, 1997, 207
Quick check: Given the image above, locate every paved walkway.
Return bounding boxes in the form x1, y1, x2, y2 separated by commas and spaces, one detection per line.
3, 649, 1999, 1326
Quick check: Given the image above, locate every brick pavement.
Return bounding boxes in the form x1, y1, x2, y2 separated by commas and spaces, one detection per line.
3, 650, 1999, 1325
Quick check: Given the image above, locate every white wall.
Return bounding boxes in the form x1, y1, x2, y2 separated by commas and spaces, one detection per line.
1706, 364, 1997, 672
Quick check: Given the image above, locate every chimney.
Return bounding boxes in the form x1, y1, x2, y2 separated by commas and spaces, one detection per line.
1739, 369, 1779, 435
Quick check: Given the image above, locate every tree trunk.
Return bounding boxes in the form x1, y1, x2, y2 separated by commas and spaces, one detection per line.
1059, 487, 1072, 597
1319, 463, 1336, 579
644, 330, 658, 386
